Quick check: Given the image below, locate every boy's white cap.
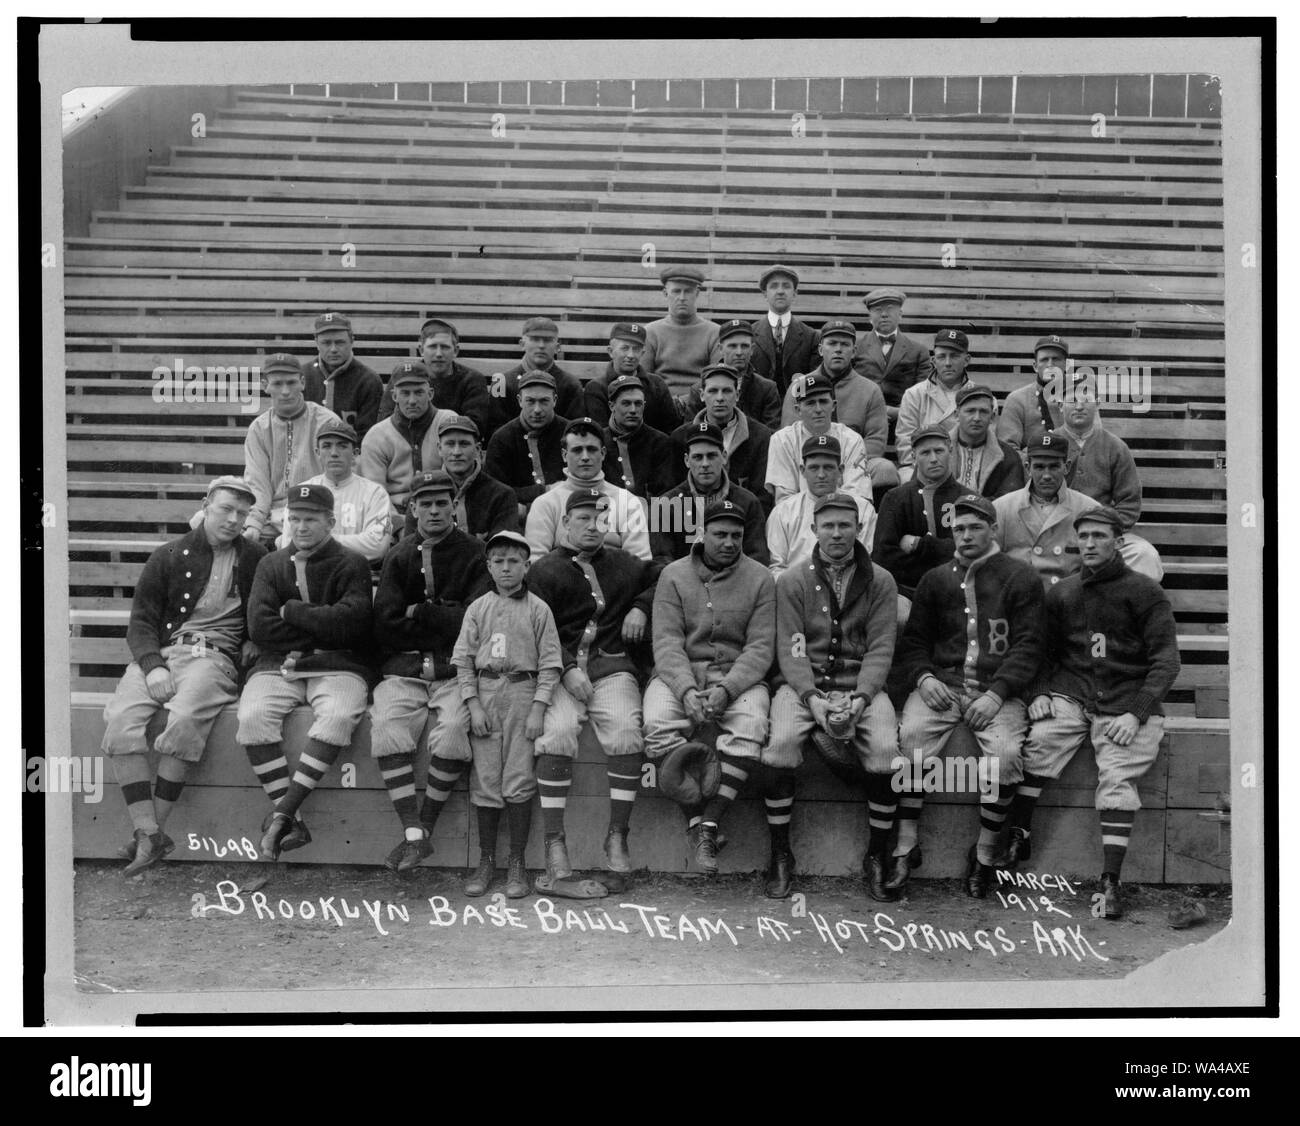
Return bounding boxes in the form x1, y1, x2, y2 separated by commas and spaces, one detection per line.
485, 530, 531, 554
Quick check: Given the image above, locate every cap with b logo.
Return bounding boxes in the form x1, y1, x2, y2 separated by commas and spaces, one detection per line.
952, 493, 996, 523
566, 487, 610, 514
703, 498, 746, 527
801, 434, 843, 461
314, 311, 352, 336
391, 359, 432, 387
717, 318, 755, 342
262, 352, 302, 378
793, 370, 834, 399
562, 416, 604, 440
286, 482, 334, 513
1034, 334, 1070, 358
608, 373, 644, 401
1028, 431, 1071, 461
609, 322, 647, 345
759, 264, 800, 291
437, 414, 480, 440
933, 328, 969, 353
864, 287, 906, 308
700, 362, 740, 386
419, 317, 459, 342
521, 316, 559, 337
410, 470, 456, 501
955, 383, 996, 409
820, 319, 857, 342
684, 421, 725, 451
315, 420, 360, 448
659, 265, 706, 286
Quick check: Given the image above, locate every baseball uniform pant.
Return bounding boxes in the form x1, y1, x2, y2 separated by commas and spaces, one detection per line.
1118, 533, 1164, 582
642, 671, 770, 763
763, 683, 899, 771
102, 645, 239, 763
534, 671, 644, 759
466, 675, 539, 809
369, 675, 470, 761
865, 456, 900, 491
236, 671, 368, 747
898, 689, 1029, 792
1022, 693, 1165, 811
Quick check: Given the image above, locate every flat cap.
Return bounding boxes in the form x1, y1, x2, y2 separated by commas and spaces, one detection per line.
390, 359, 431, 386
801, 433, 842, 461
683, 421, 725, 450
261, 352, 302, 378
313, 311, 352, 335
700, 362, 740, 385
286, 481, 333, 513
659, 265, 706, 286
517, 369, 557, 393
437, 414, 480, 440
609, 322, 647, 345
820, 319, 857, 341
1034, 334, 1070, 357
864, 287, 907, 308
315, 420, 360, 447
410, 470, 455, 500
813, 491, 859, 517
1073, 505, 1125, 532
1026, 431, 1071, 461
952, 493, 996, 523
607, 373, 644, 401
933, 328, 969, 353
955, 383, 997, 409
717, 318, 755, 342
521, 316, 559, 336
792, 370, 834, 399
910, 424, 953, 448
565, 487, 610, 514
759, 264, 800, 290
206, 475, 257, 504
419, 317, 459, 341
702, 498, 746, 527
484, 530, 532, 555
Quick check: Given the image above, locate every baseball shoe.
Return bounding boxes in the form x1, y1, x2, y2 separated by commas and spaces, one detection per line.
117, 831, 174, 864
763, 851, 795, 899
123, 829, 169, 877
995, 827, 1031, 869
394, 832, 432, 873
1167, 899, 1207, 929
464, 854, 495, 898
544, 835, 573, 880
279, 816, 312, 852
504, 856, 530, 899
964, 846, 996, 899
258, 811, 293, 862
1099, 873, 1124, 919
604, 828, 632, 874
686, 823, 729, 854
865, 854, 897, 902
694, 823, 720, 876
883, 845, 921, 892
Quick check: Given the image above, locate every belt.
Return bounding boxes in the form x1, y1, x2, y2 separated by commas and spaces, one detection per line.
478, 670, 536, 683
174, 633, 238, 662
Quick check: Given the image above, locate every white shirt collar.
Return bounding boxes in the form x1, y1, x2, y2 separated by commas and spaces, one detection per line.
767, 311, 791, 330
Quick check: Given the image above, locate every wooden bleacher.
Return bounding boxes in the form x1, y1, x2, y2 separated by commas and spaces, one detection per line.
62, 86, 1229, 880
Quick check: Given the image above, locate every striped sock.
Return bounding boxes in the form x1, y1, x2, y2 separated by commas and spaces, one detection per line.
1100, 808, 1135, 877
379, 751, 420, 831
865, 773, 899, 858
606, 754, 642, 832
765, 768, 796, 854
893, 794, 924, 857
152, 758, 188, 831
475, 805, 501, 859
112, 753, 157, 833
506, 798, 533, 860
536, 754, 572, 839
275, 738, 342, 818
682, 801, 704, 833
702, 754, 751, 827
1007, 772, 1052, 835
420, 755, 465, 833
244, 742, 290, 804
977, 783, 1016, 866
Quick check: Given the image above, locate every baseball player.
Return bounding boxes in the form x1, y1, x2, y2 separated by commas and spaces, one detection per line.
378, 317, 490, 434
891, 494, 1044, 898
239, 352, 342, 549
102, 476, 266, 874
238, 482, 373, 862
992, 432, 1096, 590
358, 360, 458, 526
485, 315, 585, 437
369, 471, 492, 871
670, 363, 773, 504
766, 492, 900, 900
640, 265, 722, 397
422, 414, 520, 543
483, 369, 571, 513
524, 418, 651, 561
997, 334, 1071, 451
528, 489, 662, 893
650, 421, 769, 566
766, 370, 873, 508
895, 328, 973, 481
584, 322, 682, 436
950, 385, 1025, 499
302, 311, 384, 439
750, 264, 821, 399
274, 421, 394, 565
678, 319, 782, 431
644, 499, 776, 874
766, 434, 876, 578
851, 287, 935, 420
601, 373, 677, 502
1001, 506, 1180, 918
450, 529, 564, 899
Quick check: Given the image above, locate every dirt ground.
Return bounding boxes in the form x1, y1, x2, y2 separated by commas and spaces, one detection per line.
70, 858, 1232, 997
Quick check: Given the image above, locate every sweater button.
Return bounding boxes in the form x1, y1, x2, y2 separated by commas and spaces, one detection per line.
1053, 546, 1062, 555
183, 593, 190, 599
1033, 547, 1043, 555
185, 572, 192, 578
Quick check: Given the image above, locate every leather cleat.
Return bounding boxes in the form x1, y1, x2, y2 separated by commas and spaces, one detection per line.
259, 811, 293, 862
1167, 899, 1207, 929
117, 831, 174, 863
279, 816, 312, 852
865, 853, 897, 902
123, 829, 168, 877
996, 827, 1031, 869
604, 828, 632, 874
694, 822, 720, 876
504, 856, 530, 899
1100, 872, 1124, 919
686, 823, 729, 854
464, 854, 495, 897
395, 833, 432, 873
964, 846, 996, 899
545, 834, 573, 880
882, 845, 921, 891
763, 851, 795, 899
383, 839, 408, 872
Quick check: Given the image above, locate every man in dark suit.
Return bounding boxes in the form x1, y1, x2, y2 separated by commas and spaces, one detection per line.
749, 264, 821, 399
852, 287, 935, 423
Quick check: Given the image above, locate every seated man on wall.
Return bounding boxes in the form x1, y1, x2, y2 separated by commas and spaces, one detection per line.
102, 476, 266, 875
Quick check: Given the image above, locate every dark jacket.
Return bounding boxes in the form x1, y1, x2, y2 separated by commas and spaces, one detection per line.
872, 475, 969, 597
897, 548, 1044, 702
527, 544, 661, 683
378, 360, 492, 436
1030, 553, 1180, 721
669, 411, 773, 507
648, 480, 770, 567
126, 526, 266, 673
680, 368, 783, 432
246, 537, 374, 681
483, 414, 570, 506
584, 363, 681, 436
852, 331, 935, 410
373, 527, 492, 680
399, 465, 520, 543
484, 361, 586, 441
304, 356, 385, 440
750, 316, 821, 399
603, 423, 676, 500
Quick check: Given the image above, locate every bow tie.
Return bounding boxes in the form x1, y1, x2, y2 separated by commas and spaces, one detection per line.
877, 333, 897, 342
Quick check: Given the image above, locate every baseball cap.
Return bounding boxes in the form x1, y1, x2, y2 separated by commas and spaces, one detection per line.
607, 373, 644, 401
1027, 432, 1070, 461
286, 482, 333, 513
820, 319, 857, 341
1073, 505, 1124, 532
565, 487, 610, 514
518, 370, 557, 393
955, 384, 996, 409
910, 424, 953, 449
206, 475, 257, 505
315, 421, 360, 447
1034, 334, 1070, 357
659, 265, 706, 286
521, 316, 559, 336
390, 359, 431, 387
261, 352, 302, 378
952, 494, 996, 523
933, 328, 969, 353
700, 362, 740, 386
410, 470, 456, 501
485, 530, 532, 555
419, 317, 459, 342
792, 370, 834, 399
437, 414, 481, 440
812, 492, 859, 517
717, 318, 755, 342
702, 499, 746, 527
801, 434, 842, 461
609, 322, 648, 345
683, 421, 725, 451
314, 312, 352, 336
